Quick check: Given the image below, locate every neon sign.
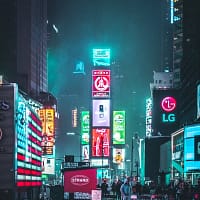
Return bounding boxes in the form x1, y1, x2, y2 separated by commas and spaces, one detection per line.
161, 96, 177, 123
161, 96, 176, 112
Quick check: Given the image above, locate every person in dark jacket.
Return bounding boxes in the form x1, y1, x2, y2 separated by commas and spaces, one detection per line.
101, 179, 108, 197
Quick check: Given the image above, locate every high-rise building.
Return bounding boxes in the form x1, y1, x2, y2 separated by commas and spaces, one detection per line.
172, 0, 183, 88
179, 0, 200, 124
160, 0, 173, 73
0, 0, 47, 97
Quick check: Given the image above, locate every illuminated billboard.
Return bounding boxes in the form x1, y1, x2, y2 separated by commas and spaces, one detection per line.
92, 99, 110, 127
92, 70, 110, 98
171, 129, 184, 179
152, 89, 179, 136
81, 111, 90, 145
113, 148, 125, 165
92, 128, 110, 157
16, 95, 42, 187
146, 98, 152, 137
184, 124, 200, 172
42, 157, 55, 175
113, 111, 125, 144
82, 145, 90, 160
64, 168, 97, 193
197, 84, 200, 119
92, 49, 110, 67
38, 108, 55, 155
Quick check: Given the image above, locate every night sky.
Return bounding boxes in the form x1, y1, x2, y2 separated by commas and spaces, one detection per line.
47, 0, 162, 142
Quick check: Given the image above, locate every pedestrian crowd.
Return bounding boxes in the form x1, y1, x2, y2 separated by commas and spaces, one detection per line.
99, 177, 200, 200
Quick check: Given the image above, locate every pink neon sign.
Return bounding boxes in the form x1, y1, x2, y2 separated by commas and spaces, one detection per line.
161, 96, 176, 112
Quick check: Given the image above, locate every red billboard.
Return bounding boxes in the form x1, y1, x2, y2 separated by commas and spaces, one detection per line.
64, 168, 97, 193
92, 70, 110, 97
92, 128, 110, 157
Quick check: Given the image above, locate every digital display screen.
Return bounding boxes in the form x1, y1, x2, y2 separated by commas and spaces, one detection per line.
16, 95, 42, 187
113, 148, 125, 164
152, 89, 179, 136
113, 111, 125, 144
197, 84, 200, 119
146, 98, 152, 137
92, 128, 110, 157
81, 111, 90, 145
38, 108, 55, 155
42, 157, 55, 175
92, 70, 110, 98
92, 100, 110, 127
184, 124, 200, 172
92, 49, 110, 67
82, 145, 90, 160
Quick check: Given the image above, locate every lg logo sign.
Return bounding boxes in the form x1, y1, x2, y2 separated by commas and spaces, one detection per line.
161, 96, 176, 123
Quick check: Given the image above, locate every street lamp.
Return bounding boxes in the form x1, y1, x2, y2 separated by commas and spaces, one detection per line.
66, 132, 82, 161
131, 137, 134, 177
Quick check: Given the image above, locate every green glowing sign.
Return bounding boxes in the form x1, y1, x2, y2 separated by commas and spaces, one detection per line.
113, 111, 125, 144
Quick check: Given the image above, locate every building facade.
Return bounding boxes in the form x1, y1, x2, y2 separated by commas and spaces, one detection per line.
0, 0, 48, 97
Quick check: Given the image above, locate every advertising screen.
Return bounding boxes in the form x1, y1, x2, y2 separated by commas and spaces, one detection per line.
42, 157, 55, 175
16, 95, 42, 187
184, 124, 200, 172
92, 128, 110, 157
92, 100, 110, 127
113, 148, 125, 164
81, 111, 90, 145
90, 159, 109, 167
197, 84, 200, 119
146, 98, 152, 137
152, 89, 179, 136
113, 111, 125, 144
38, 108, 55, 155
64, 168, 97, 193
82, 145, 90, 160
92, 70, 110, 98
92, 49, 110, 67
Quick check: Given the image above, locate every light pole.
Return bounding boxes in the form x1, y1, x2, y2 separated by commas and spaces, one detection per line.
131, 137, 134, 177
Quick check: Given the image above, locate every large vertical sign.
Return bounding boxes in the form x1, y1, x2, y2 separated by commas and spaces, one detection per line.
92, 49, 111, 67
152, 89, 179, 136
92, 99, 110, 127
113, 111, 125, 144
0, 84, 16, 189
146, 98, 152, 137
16, 94, 42, 187
197, 84, 200, 119
92, 128, 110, 157
81, 111, 90, 145
92, 70, 110, 98
38, 108, 55, 155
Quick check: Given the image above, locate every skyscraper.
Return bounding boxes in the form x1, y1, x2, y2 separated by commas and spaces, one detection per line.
0, 0, 47, 97
179, 0, 200, 124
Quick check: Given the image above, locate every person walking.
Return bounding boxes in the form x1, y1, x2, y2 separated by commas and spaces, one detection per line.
101, 179, 108, 198
116, 179, 123, 200
120, 178, 132, 200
